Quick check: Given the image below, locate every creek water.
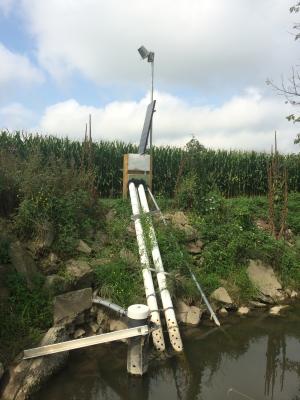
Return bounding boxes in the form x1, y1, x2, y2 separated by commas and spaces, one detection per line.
33, 305, 300, 400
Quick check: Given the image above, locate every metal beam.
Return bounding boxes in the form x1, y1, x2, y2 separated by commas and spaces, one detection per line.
23, 325, 149, 359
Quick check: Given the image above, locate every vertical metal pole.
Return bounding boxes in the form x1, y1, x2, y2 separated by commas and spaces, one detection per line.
150, 59, 154, 152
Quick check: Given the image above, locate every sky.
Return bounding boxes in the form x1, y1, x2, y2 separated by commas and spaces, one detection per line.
0, 0, 299, 152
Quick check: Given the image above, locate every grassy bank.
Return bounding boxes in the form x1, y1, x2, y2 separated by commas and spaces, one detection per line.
0, 137, 299, 368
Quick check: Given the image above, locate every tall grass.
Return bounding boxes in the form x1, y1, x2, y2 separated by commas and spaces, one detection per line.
1, 131, 299, 197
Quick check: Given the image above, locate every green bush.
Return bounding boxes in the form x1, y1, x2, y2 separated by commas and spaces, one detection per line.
0, 271, 52, 365
13, 153, 101, 255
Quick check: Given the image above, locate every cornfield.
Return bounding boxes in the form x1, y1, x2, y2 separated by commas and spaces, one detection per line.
1, 131, 299, 197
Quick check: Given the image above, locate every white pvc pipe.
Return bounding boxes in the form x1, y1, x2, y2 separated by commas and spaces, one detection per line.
138, 184, 183, 352
128, 182, 165, 352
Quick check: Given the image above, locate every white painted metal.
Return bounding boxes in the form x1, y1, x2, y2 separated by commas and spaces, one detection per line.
128, 182, 165, 351
93, 297, 127, 316
138, 184, 183, 352
23, 326, 149, 359
189, 268, 221, 327
127, 304, 149, 320
127, 154, 150, 171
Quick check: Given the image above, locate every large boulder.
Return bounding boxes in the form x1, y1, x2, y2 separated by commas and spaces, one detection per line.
65, 259, 93, 289
9, 241, 39, 289
211, 287, 233, 304
53, 288, 92, 325
247, 260, 284, 302
1, 326, 68, 400
176, 300, 202, 325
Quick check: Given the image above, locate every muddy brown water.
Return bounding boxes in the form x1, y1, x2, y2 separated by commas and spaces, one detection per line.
33, 305, 300, 400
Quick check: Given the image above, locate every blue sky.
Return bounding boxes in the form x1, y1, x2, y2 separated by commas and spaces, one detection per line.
0, 0, 299, 152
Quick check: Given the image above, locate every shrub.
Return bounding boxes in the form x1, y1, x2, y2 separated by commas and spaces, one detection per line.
14, 152, 101, 255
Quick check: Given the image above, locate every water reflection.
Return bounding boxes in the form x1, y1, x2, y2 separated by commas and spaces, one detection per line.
34, 307, 300, 400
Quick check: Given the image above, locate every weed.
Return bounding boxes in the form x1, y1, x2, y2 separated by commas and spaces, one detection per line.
0, 271, 52, 366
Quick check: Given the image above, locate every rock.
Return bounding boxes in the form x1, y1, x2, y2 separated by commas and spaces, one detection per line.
290, 290, 298, 299
0, 361, 4, 380
237, 306, 250, 316
269, 305, 289, 316
96, 309, 109, 328
65, 259, 93, 289
172, 212, 189, 226
286, 289, 298, 299
284, 228, 293, 241
106, 209, 117, 223
218, 307, 228, 317
92, 231, 109, 251
74, 313, 85, 325
1, 326, 68, 400
73, 328, 85, 338
119, 248, 137, 265
77, 240, 92, 255
211, 287, 233, 304
247, 260, 283, 301
9, 241, 39, 289
169, 212, 198, 241
181, 224, 198, 241
36, 221, 54, 249
176, 300, 202, 325
90, 258, 111, 268
109, 319, 127, 332
249, 300, 268, 308
43, 275, 69, 295
40, 252, 60, 275
255, 219, 271, 232
89, 322, 99, 334
186, 240, 204, 254
53, 288, 92, 325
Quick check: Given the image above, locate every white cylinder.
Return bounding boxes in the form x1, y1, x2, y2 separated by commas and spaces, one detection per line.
128, 182, 165, 352
138, 184, 183, 352
127, 304, 149, 320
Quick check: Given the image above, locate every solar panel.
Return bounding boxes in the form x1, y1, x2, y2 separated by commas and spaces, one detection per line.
138, 100, 156, 154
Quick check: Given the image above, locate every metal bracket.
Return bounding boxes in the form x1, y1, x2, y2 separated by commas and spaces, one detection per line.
23, 325, 149, 359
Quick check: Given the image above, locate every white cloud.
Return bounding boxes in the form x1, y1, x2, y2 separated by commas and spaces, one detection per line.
20, 0, 298, 93
0, 102, 35, 130
0, 43, 43, 88
37, 89, 299, 153
0, 0, 15, 16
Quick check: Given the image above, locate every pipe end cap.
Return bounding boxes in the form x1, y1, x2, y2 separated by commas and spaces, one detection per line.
127, 304, 149, 320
